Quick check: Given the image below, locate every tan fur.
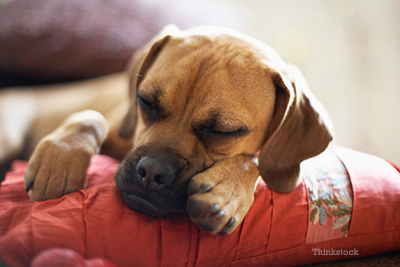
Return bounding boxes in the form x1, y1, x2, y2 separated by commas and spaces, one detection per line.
0, 25, 332, 235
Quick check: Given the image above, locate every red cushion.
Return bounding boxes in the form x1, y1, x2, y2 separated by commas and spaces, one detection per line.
1, 147, 399, 266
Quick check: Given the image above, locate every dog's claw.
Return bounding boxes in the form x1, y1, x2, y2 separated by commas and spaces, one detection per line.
218, 218, 236, 235
25, 180, 34, 192
210, 204, 220, 213
196, 222, 215, 233
227, 218, 235, 229
216, 210, 225, 217
199, 185, 211, 192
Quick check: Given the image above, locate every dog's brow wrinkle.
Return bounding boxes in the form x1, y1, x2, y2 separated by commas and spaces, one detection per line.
140, 76, 162, 102
200, 110, 245, 131
138, 77, 171, 119
147, 72, 163, 98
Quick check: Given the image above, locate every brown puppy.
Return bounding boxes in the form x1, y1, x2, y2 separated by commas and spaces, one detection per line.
0, 25, 333, 235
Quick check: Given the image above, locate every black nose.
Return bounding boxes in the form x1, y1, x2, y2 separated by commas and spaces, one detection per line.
136, 156, 176, 190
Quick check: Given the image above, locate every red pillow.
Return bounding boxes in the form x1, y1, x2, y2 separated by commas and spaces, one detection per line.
1, 146, 399, 266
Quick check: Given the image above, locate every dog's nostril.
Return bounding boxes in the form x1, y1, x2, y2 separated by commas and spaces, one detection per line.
137, 167, 146, 178
153, 175, 162, 185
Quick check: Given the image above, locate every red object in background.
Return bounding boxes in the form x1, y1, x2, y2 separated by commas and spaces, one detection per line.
85, 258, 117, 267
30, 248, 86, 267
31, 248, 117, 267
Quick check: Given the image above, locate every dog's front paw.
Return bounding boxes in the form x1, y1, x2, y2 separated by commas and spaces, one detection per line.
24, 135, 95, 202
187, 155, 259, 235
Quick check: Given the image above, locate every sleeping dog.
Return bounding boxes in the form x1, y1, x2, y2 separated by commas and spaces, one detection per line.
0, 25, 333, 235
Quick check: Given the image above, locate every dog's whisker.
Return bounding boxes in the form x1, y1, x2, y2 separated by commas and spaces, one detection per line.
132, 73, 144, 79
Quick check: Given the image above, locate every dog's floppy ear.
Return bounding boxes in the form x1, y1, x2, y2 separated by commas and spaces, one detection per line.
258, 64, 333, 192
118, 25, 181, 139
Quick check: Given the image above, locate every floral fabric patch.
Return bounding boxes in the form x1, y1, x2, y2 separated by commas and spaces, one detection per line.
302, 149, 353, 243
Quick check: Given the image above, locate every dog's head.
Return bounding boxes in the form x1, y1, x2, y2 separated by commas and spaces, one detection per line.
115, 25, 333, 217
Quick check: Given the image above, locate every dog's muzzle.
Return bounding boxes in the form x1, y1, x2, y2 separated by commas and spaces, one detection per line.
115, 151, 188, 217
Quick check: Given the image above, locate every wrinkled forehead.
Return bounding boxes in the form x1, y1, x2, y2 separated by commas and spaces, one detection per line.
139, 34, 276, 119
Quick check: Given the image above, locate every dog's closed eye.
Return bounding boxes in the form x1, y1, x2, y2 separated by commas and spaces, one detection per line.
198, 126, 250, 147
137, 94, 159, 122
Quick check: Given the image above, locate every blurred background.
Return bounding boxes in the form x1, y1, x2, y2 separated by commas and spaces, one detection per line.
229, 0, 400, 164
0, 0, 399, 164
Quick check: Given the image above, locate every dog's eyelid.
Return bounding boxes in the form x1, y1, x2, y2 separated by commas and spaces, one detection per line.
216, 127, 250, 137
197, 126, 250, 139
137, 94, 153, 107
137, 92, 153, 105
137, 82, 162, 103
137, 94, 161, 122
212, 122, 250, 134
